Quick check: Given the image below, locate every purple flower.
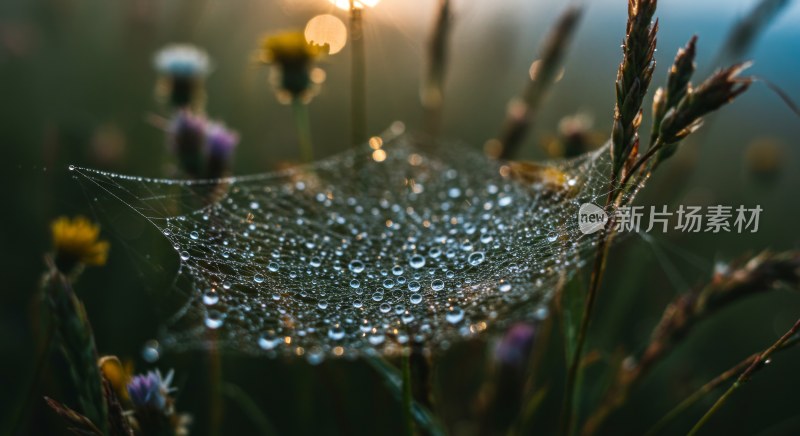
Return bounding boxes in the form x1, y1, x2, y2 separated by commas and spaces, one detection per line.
127, 369, 175, 411
206, 122, 239, 161
495, 322, 537, 368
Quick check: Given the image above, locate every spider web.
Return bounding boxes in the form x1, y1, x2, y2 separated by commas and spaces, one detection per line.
73, 131, 626, 363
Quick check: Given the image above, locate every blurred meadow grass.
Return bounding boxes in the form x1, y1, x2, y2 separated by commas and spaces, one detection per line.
2, 0, 800, 434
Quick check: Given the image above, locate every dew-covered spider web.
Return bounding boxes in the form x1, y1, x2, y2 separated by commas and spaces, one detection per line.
73, 130, 631, 363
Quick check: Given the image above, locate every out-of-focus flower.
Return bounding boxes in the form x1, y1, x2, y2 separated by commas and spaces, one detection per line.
99, 355, 134, 402
169, 110, 208, 178
51, 216, 110, 273
168, 111, 239, 179
126, 369, 191, 435
127, 369, 174, 411
542, 113, 605, 158
154, 44, 211, 108
745, 137, 785, 184
206, 121, 239, 179
494, 322, 537, 369
259, 31, 327, 103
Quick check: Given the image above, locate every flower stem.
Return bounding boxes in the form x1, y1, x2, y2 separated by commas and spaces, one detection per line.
350, 5, 367, 146
291, 98, 314, 163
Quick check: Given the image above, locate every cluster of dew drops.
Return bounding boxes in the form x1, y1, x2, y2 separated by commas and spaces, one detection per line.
123, 136, 609, 364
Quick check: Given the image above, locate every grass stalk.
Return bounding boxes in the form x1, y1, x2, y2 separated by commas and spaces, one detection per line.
350, 4, 367, 146
584, 250, 800, 434
291, 98, 314, 162
494, 5, 583, 160
422, 0, 453, 137
402, 352, 414, 436
646, 335, 800, 435
688, 318, 800, 435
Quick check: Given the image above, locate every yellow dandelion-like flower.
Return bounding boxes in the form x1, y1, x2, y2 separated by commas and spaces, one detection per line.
261, 31, 326, 66
51, 216, 110, 272
259, 31, 328, 103
99, 355, 134, 402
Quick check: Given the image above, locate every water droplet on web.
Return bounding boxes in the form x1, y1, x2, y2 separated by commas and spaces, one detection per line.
268, 262, 279, 272
205, 310, 225, 329
409, 254, 426, 269
431, 279, 445, 291
253, 273, 265, 283
328, 325, 345, 340
468, 251, 486, 266
180, 251, 190, 261
446, 306, 465, 324
190, 231, 199, 240
258, 333, 281, 350
499, 282, 512, 293
350, 279, 360, 289
142, 340, 161, 363
410, 294, 423, 304
408, 281, 421, 292
349, 260, 365, 273
203, 290, 219, 305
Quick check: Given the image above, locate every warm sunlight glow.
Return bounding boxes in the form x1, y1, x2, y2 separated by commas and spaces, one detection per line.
329, 0, 380, 11
304, 14, 348, 55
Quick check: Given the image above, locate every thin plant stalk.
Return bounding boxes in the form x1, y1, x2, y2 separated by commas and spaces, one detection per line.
209, 336, 224, 436
422, 0, 453, 137
350, 3, 367, 146
646, 335, 800, 436
292, 98, 314, 163
687, 318, 800, 435
561, 224, 614, 435
494, 5, 583, 160
402, 352, 414, 436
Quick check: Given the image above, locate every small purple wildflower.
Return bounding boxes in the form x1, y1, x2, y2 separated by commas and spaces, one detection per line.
495, 322, 537, 368
169, 111, 207, 178
206, 121, 239, 179
127, 369, 175, 412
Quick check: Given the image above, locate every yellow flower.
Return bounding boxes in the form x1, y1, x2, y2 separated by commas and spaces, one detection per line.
260, 31, 326, 67
51, 216, 110, 271
259, 31, 328, 102
99, 355, 134, 402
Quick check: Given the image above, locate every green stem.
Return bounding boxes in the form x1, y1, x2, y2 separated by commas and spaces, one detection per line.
350, 5, 367, 146
561, 181, 619, 436
209, 331, 223, 436
292, 98, 314, 163
402, 352, 414, 436
688, 319, 800, 436
647, 334, 800, 435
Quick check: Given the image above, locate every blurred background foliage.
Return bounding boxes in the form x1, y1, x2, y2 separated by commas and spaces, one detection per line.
2, 0, 800, 434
